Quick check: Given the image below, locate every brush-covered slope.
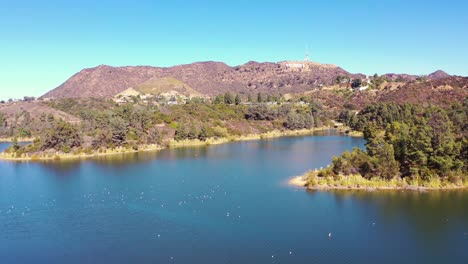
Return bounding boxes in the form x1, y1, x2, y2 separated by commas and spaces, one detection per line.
41, 61, 362, 98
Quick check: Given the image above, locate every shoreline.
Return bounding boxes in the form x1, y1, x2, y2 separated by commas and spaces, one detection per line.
0, 127, 338, 162
168, 127, 333, 148
0, 144, 163, 161
288, 175, 468, 191
334, 126, 364, 137
0, 137, 35, 143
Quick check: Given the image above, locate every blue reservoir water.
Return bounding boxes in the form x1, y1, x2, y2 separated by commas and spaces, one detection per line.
0, 132, 466, 264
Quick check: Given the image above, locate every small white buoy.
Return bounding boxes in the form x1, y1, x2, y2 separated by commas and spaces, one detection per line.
289, 251, 293, 255
328, 232, 332, 238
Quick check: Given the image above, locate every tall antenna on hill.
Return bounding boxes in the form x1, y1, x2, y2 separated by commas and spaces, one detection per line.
305, 45, 310, 62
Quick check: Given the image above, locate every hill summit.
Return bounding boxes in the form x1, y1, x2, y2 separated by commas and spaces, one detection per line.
41, 61, 362, 99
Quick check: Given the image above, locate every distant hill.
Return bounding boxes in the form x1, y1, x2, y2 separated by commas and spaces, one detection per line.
301, 75, 467, 111
41, 65, 161, 99
428, 70, 451, 80
134, 77, 202, 97
379, 76, 468, 108
40, 61, 458, 100
41, 61, 363, 99
381, 73, 418, 82
382, 70, 452, 82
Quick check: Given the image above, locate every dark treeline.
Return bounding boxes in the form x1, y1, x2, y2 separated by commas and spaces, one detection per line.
324, 100, 467, 184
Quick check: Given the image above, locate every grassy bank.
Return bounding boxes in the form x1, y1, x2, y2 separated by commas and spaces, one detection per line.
0, 137, 35, 143
0, 144, 162, 161
290, 171, 468, 191
0, 127, 336, 161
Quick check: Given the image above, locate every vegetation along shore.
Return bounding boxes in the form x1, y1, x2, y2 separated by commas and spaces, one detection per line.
0, 95, 339, 161
291, 102, 468, 191
0, 127, 331, 161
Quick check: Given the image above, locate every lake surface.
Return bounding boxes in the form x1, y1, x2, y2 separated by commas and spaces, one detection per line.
0, 131, 466, 264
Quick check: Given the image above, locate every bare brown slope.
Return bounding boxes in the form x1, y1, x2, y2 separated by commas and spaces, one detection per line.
0, 101, 81, 124
224, 61, 363, 95
428, 70, 451, 80
382, 70, 452, 82
382, 73, 418, 82
160, 61, 238, 95
42, 65, 162, 99
303, 76, 467, 111
379, 76, 468, 108
40, 61, 361, 98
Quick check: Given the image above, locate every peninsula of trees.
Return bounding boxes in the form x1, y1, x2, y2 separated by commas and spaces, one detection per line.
296, 101, 467, 190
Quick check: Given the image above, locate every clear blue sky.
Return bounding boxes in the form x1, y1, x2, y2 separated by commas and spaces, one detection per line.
1, 0, 467, 100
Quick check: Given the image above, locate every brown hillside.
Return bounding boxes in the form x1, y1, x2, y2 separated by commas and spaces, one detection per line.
41, 61, 362, 99
303, 76, 467, 111
0, 101, 81, 124
428, 70, 451, 80
42, 65, 161, 99
379, 76, 468, 108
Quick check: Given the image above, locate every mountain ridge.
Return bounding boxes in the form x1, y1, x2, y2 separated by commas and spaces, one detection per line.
41, 61, 454, 99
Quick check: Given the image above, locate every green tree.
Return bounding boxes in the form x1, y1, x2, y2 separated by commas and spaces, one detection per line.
12, 136, 20, 151
92, 128, 112, 149
385, 122, 410, 166
235, 94, 241, 105
198, 126, 209, 141
224, 92, 234, 104
187, 124, 199, 140
174, 123, 188, 141
109, 116, 128, 145
283, 112, 314, 130
213, 95, 224, 104
47, 113, 55, 123
40, 120, 82, 152
0, 112, 6, 131
351, 78, 362, 88
147, 128, 162, 145
374, 142, 400, 180
257, 93, 263, 103
39, 112, 47, 123
426, 109, 462, 174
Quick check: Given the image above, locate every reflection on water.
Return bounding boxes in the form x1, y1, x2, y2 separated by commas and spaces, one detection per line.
312, 189, 468, 237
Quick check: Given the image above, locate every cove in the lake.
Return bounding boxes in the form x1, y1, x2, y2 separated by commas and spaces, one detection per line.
0, 131, 466, 264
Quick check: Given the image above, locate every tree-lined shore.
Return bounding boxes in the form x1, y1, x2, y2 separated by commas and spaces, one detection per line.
293, 101, 467, 190
0, 96, 334, 160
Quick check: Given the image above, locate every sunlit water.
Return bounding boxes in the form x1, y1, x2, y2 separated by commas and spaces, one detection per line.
0, 131, 466, 264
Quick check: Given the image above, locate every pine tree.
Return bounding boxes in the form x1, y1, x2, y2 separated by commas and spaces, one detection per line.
235, 94, 241, 105
224, 92, 234, 104
257, 93, 263, 103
